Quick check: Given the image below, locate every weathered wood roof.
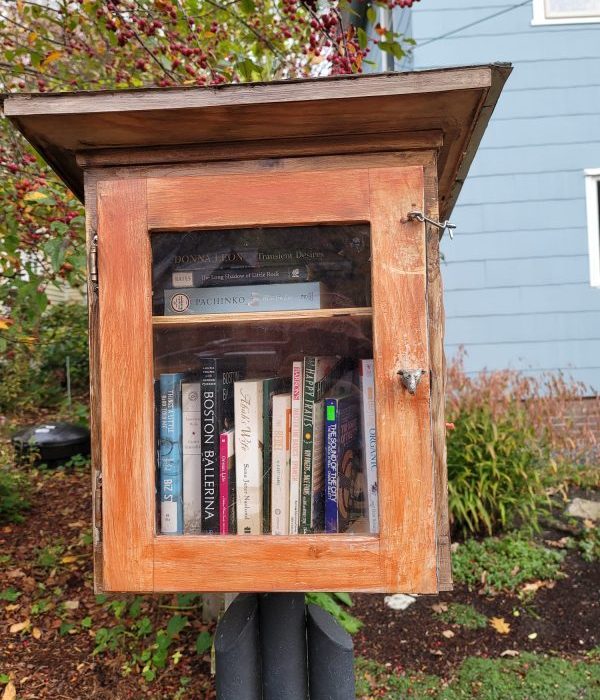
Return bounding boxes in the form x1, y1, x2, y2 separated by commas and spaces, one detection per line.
1, 64, 510, 216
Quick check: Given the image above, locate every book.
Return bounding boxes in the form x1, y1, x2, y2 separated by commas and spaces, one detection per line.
359, 359, 379, 534
200, 358, 245, 534
234, 379, 264, 535
300, 357, 358, 533
219, 429, 235, 535
325, 395, 361, 533
164, 282, 324, 316
288, 361, 304, 535
262, 376, 293, 533
271, 393, 292, 535
172, 265, 312, 288
158, 373, 184, 534
182, 381, 202, 535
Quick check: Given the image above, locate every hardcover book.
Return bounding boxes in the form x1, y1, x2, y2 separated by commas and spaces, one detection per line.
325, 394, 361, 533
359, 359, 379, 534
182, 381, 202, 535
219, 429, 235, 535
158, 373, 184, 534
234, 379, 264, 535
164, 282, 324, 316
288, 361, 304, 535
271, 393, 292, 536
200, 358, 245, 534
262, 376, 293, 534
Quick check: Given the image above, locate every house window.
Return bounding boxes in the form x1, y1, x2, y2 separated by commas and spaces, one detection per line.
585, 169, 600, 288
532, 0, 600, 24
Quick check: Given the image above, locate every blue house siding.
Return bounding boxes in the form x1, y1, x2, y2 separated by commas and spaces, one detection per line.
407, 0, 600, 389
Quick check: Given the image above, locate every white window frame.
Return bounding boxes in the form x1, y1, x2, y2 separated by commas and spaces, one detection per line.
532, 0, 600, 24
585, 169, 600, 288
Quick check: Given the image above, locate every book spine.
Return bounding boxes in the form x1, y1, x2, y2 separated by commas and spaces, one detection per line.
300, 357, 317, 533
182, 381, 202, 534
271, 394, 292, 536
172, 265, 312, 288
359, 360, 379, 534
235, 381, 264, 534
324, 398, 339, 534
288, 361, 303, 534
219, 430, 233, 535
200, 361, 219, 534
165, 282, 322, 316
159, 373, 184, 534
311, 400, 326, 532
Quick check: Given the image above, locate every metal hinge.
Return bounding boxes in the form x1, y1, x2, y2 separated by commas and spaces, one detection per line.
89, 234, 98, 295
408, 211, 456, 240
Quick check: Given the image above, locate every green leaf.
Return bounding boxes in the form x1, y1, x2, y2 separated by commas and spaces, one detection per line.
59, 621, 75, 636
332, 592, 353, 607
240, 0, 255, 13
166, 614, 188, 638
366, 6, 376, 24
0, 588, 22, 602
80, 616, 92, 629
196, 630, 212, 654
357, 27, 368, 50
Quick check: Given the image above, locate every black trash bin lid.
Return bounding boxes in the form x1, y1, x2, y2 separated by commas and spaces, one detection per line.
12, 422, 90, 461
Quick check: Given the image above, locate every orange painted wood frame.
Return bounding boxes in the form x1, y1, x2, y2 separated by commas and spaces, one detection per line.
96, 165, 437, 593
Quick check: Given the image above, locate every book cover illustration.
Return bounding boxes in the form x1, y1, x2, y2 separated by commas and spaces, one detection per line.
234, 379, 264, 535
200, 358, 246, 534
219, 429, 235, 535
159, 373, 185, 534
359, 359, 379, 534
270, 393, 292, 536
262, 376, 292, 534
325, 394, 361, 533
182, 381, 202, 535
164, 282, 324, 316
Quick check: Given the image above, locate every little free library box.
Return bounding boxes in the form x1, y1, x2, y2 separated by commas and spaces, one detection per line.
2, 65, 510, 594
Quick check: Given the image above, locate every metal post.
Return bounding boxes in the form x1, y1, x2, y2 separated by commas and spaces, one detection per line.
306, 603, 355, 700
259, 593, 308, 700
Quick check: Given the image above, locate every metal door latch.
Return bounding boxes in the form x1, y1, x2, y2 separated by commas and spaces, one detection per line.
408, 211, 456, 239
89, 234, 98, 294
397, 369, 425, 395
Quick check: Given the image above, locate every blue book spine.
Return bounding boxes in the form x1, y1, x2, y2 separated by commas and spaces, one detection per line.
159, 373, 185, 534
325, 398, 339, 534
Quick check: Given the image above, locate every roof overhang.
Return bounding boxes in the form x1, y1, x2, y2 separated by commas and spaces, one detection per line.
2, 64, 511, 218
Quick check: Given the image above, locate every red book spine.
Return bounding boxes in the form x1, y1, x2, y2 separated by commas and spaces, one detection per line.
219, 432, 229, 534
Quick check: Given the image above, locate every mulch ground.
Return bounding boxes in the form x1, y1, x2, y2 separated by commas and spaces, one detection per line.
1, 463, 598, 698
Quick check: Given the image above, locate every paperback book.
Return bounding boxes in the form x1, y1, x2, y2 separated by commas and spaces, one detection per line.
288, 361, 304, 534
200, 358, 245, 534
172, 265, 312, 288
234, 379, 264, 535
159, 373, 184, 534
219, 429, 235, 535
325, 394, 361, 533
359, 359, 379, 533
182, 380, 202, 535
271, 393, 292, 535
164, 282, 324, 316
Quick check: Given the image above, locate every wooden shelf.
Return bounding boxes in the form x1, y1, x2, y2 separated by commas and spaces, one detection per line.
152, 306, 373, 326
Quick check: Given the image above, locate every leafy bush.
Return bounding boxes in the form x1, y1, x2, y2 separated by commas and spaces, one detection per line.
306, 592, 362, 634
0, 302, 89, 414
447, 405, 548, 536
452, 532, 566, 594
0, 463, 30, 524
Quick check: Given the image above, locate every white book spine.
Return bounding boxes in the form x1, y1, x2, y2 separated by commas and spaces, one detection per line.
288, 361, 303, 534
182, 382, 202, 534
271, 394, 292, 535
235, 380, 264, 534
359, 360, 379, 533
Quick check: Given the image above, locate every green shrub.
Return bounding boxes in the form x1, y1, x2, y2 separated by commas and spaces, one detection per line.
305, 592, 362, 634
447, 405, 549, 536
0, 302, 88, 414
0, 463, 30, 524
434, 602, 487, 630
452, 532, 566, 594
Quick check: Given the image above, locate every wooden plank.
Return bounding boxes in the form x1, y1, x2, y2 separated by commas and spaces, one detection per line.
153, 535, 384, 592
3, 66, 495, 116
368, 166, 438, 594
424, 159, 453, 591
76, 131, 444, 168
152, 307, 373, 327
97, 178, 154, 592
147, 169, 371, 230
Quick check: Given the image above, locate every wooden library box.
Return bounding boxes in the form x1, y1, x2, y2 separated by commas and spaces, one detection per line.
3, 65, 510, 593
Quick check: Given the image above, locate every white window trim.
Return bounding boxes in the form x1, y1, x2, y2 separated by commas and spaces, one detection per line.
585, 169, 600, 288
532, 0, 600, 25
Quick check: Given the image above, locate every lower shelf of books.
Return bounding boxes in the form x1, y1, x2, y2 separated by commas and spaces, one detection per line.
154, 316, 379, 538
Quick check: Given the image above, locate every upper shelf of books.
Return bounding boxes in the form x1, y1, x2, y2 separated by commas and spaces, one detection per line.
151, 224, 372, 320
